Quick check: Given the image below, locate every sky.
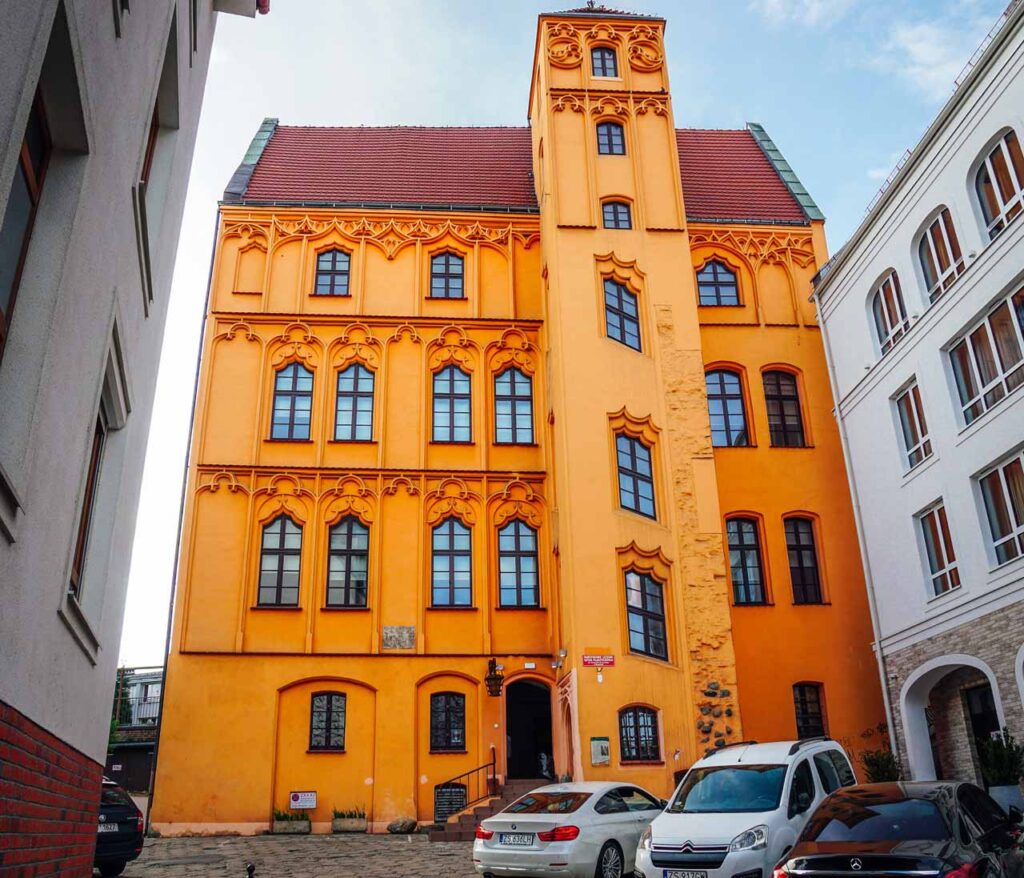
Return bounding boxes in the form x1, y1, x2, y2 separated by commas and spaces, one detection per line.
118, 0, 1010, 666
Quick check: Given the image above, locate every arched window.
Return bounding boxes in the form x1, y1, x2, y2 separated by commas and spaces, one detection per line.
615, 433, 656, 518
705, 370, 748, 447
430, 251, 464, 299
597, 121, 625, 156
327, 517, 369, 607
793, 683, 826, 738
309, 692, 346, 751
498, 520, 539, 607
430, 692, 466, 752
314, 248, 350, 296
604, 278, 641, 351
763, 371, 805, 447
918, 208, 964, 302
871, 270, 909, 354
785, 517, 822, 604
258, 515, 302, 606
726, 517, 765, 605
432, 365, 471, 443
976, 129, 1024, 239
271, 362, 313, 440
591, 46, 618, 77
618, 706, 660, 762
494, 368, 533, 444
919, 501, 960, 596
432, 518, 472, 607
335, 363, 374, 441
696, 260, 739, 306
602, 200, 632, 229
624, 570, 667, 660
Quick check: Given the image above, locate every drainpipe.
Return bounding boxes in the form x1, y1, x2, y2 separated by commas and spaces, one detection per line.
812, 287, 902, 774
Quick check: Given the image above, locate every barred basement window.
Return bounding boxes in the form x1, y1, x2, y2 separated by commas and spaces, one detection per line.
619, 706, 660, 762
430, 692, 466, 752
705, 370, 749, 447
309, 692, 346, 751
494, 368, 533, 444
433, 365, 472, 443
785, 517, 822, 604
615, 433, 656, 518
592, 46, 618, 77
597, 121, 625, 156
602, 201, 632, 229
726, 517, 765, 605
326, 517, 369, 607
314, 249, 351, 296
258, 516, 302, 606
625, 570, 667, 660
271, 363, 313, 440
763, 371, 805, 448
793, 683, 826, 739
604, 279, 641, 351
335, 364, 374, 441
432, 518, 472, 607
430, 252, 464, 299
696, 260, 739, 306
498, 519, 539, 607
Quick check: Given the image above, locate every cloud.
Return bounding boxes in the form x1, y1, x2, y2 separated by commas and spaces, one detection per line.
748, 0, 855, 28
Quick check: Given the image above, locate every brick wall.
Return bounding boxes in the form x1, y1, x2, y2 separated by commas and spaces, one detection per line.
0, 699, 102, 877
929, 667, 987, 784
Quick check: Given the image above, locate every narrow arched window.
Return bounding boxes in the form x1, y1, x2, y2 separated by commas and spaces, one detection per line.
498, 520, 539, 607
432, 518, 472, 607
335, 363, 374, 441
430, 251, 464, 298
705, 370, 749, 447
271, 363, 313, 440
314, 248, 350, 296
604, 279, 641, 351
976, 130, 1024, 240
310, 692, 346, 751
327, 517, 369, 607
494, 368, 533, 444
785, 517, 822, 604
597, 121, 625, 156
625, 570, 667, 660
618, 706, 660, 762
615, 433, 656, 518
918, 208, 964, 302
430, 692, 466, 752
793, 683, 826, 738
258, 515, 302, 606
871, 271, 909, 354
696, 260, 739, 306
726, 517, 765, 605
602, 200, 632, 229
592, 46, 618, 77
763, 371, 805, 447
432, 365, 471, 443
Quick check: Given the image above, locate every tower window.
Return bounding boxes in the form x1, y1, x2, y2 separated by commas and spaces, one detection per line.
696, 260, 739, 306
602, 201, 632, 229
597, 122, 625, 156
615, 433, 656, 518
592, 46, 618, 77
604, 279, 641, 351
430, 252, 464, 299
625, 570, 667, 660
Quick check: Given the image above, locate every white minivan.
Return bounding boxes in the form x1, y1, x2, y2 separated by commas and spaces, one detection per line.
634, 739, 857, 878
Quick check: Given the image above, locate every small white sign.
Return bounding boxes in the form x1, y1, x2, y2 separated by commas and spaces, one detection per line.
289, 790, 316, 810
111, 764, 122, 772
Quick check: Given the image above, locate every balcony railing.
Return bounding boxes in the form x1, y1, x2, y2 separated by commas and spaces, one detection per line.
113, 695, 162, 728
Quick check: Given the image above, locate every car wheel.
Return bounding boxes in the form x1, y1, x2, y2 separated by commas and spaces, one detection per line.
595, 841, 624, 878
99, 863, 127, 877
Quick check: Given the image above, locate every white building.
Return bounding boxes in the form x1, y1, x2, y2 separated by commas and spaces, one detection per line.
0, 1, 266, 870
813, 1, 1024, 785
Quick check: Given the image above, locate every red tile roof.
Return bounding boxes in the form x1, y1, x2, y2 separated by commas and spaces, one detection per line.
238, 124, 810, 224
676, 128, 808, 224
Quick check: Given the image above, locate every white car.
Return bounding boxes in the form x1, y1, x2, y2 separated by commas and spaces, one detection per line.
635, 739, 857, 878
473, 781, 665, 878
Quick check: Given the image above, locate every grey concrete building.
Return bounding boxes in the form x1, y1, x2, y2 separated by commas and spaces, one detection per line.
0, 2, 266, 873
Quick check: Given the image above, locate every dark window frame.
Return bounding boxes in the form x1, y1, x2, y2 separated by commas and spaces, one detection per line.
615, 433, 656, 519
619, 706, 661, 762
335, 363, 374, 441
494, 367, 534, 445
785, 516, 823, 604
314, 248, 351, 297
696, 259, 740, 306
726, 517, 766, 605
326, 516, 369, 608
597, 121, 626, 156
624, 569, 668, 660
763, 370, 806, 448
706, 370, 750, 447
258, 515, 302, 607
591, 46, 618, 77
68, 408, 108, 599
431, 517, 472, 607
309, 691, 346, 752
604, 278, 642, 351
430, 692, 466, 752
270, 362, 314, 440
793, 683, 826, 738
497, 519, 540, 608
602, 201, 632, 229
430, 251, 465, 299
432, 365, 472, 443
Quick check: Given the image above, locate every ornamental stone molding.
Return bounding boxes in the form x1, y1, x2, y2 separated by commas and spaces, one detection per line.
590, 96, 630, 119
425, 477, 479, 526
427, 325, 477, 372
543, 21, 664, 72
546, 21, 584, 68
269, 323, 321, 368
489, 478, 544, 528
329, 323, 382, 371
626, 25, 663, 71
608, 407, 660, 446
689, 227, 816, 270
323, 475, 376, 526
487, 328, 537, 376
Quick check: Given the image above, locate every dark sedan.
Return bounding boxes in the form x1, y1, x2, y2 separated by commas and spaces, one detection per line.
773, 782, 1023, 878
94, 778, 144, 877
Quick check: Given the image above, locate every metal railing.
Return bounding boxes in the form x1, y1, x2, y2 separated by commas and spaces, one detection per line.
433, 746, 497, 824
112, 695, 162, 727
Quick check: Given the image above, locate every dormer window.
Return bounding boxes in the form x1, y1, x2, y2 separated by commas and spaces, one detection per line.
592, 46, 618, 78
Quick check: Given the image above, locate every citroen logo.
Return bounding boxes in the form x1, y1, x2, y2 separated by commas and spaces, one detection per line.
851, 859, 863, 871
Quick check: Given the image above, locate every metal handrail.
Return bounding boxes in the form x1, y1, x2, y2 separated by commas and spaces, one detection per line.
433, 745, 497, 823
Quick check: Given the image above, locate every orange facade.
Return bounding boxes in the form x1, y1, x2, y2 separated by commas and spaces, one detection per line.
151, 9, 883, 835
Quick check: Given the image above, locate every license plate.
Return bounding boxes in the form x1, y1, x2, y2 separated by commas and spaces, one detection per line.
97, 823, 119, 833
499, 832, 533, 846
664, 872, 708, 878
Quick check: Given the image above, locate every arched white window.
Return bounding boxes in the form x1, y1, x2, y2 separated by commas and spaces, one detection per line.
976, 129, 1024, 240
871, 270, 909, 354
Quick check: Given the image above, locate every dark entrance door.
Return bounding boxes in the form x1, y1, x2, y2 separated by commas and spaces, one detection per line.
506, 680, 553, 780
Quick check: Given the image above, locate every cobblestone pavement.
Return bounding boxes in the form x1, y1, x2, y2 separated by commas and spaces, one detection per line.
118, 834, 477, 878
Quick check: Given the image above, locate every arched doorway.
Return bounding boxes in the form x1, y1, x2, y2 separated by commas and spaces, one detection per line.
506, 679, 553, 780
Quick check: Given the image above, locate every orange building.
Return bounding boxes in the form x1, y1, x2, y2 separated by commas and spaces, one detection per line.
151, 6, 884, 835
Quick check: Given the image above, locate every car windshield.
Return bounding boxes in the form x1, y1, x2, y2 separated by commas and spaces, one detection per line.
101, 785, 135, 808
505, 792, 591, 814
802, 798, 950, 842
669, 765, 786, 814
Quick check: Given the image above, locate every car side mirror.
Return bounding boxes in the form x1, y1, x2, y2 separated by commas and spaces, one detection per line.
1008, 805, 1022, 825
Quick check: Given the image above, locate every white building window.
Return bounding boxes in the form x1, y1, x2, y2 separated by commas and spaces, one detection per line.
979, 452, 1024, 565
976, 130, 1024, 240
871, 270, 909, 355
918, 208, 964, 303
949, 287, 1024, 424
919, 502, 960, 597
895, 382, 931, 469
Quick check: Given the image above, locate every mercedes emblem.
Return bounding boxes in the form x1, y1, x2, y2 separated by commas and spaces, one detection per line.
851, 859, 863, 871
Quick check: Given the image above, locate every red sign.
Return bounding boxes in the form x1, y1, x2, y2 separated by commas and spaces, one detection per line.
582, 654, 615, 667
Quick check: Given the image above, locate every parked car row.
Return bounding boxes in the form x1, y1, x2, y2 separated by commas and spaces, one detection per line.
472, 738, 1024, 878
